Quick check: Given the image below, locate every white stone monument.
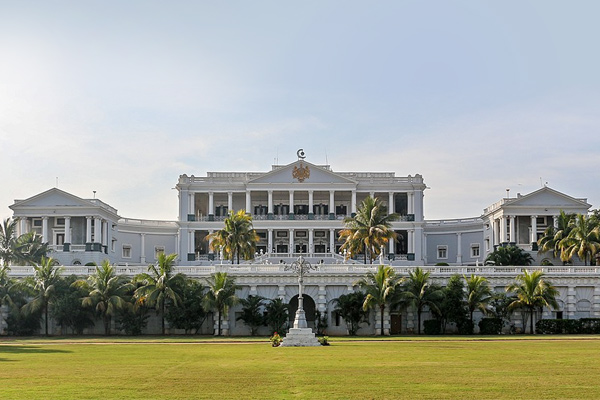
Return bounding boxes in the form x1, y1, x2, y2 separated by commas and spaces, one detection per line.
280, 255, 321, 347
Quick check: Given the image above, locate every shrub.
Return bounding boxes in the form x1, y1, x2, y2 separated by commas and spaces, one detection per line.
478, 318, 503, 335
423, 319, 441, 335
318, 336, 330, 346
457, 320, 474, 335
535, 318, 600, 334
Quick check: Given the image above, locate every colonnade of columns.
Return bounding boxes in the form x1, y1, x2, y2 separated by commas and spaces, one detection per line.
491, 214, 560, 246
185, 189, 418, 219
15, 215, 110, 253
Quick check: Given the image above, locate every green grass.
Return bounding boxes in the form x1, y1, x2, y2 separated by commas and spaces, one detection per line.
2, 336, 600, 399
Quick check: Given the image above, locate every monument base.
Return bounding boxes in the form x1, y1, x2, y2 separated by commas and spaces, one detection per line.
280, 328, 321, 347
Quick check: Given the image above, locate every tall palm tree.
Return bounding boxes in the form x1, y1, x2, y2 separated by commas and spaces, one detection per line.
22, 257, 63, 336
0, 265, 17, 310
203, 272, 239, 336
464, 274, 493, 330
13, 231, 49, 266
0, 218, 17, 267
400, 267, 443, 335
506, 270, 559, 334
356, 265, 402, 335
134, 253, 186, 335
560, 214, 600, 266
73, 260, 133, 335
538, 211, 575, 261
264, 297, 289, 334
339, 197, 399, 264
207, 210, 259, 264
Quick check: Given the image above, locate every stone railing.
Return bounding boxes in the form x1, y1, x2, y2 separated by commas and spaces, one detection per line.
7, 264, 599, 278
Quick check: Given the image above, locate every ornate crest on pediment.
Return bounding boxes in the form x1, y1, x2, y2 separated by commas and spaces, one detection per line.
292, 162, 310, 183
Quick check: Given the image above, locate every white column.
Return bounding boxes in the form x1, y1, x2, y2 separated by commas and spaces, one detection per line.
102, 221, 108, 247
19, 218, 27, 236
408, 230, 414, 254
351, 191, 357, 215
245, 191, 251, 213
94, 217, 102, 243
500, 216, 508, 243
422, 233, 428, 264
268, 190, 273, 214
309, 229, 314, 255
407, 192, 414, 215
509, 216, 515, 243
456, 233, 462, 265
289, 228, 294, 253
308, 190, 314, 215
64, 217, 71, 244
388, 192, 394, 214
330, 228, 335, 254
188, 230, 195, 254
370, 191, 375, 198
41, 217, 49, 243
268, 229, 273, 254
329, 190, 335, 216
389, 234, 395, 254
227, 192, 233, 213
208, 192, 214, 215
554, 215, 559, 229
531, 215, 538, 244
208, 230, 214, 255
86, 217, 92, 243
289, 191, 294, 215
188, 193, 194, 217
140, 233, 146, 264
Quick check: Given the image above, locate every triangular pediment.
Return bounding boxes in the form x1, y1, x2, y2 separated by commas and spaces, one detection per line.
248, 160, 356, 185
11, 188, 95, 209
507, 187, 591, 209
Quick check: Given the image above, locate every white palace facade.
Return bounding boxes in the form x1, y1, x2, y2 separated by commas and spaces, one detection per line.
5, 154, 599, 335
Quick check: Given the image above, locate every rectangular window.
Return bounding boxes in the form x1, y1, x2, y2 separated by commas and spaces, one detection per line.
122, 245, 132, 258
33, 219, 43, 227
55, 217, 65, 226
485, 238, 490, 251
471, 245, 480, 258
155, 246, 165, 260
437, 246, 447, 259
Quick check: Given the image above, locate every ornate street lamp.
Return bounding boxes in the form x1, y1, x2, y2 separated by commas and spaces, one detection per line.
285, 254, 317, 329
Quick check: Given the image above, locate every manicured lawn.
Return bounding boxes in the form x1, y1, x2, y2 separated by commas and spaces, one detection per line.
1, 336, 600, 399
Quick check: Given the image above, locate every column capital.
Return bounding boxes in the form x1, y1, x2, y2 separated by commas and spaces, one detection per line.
42, 216, 49, 220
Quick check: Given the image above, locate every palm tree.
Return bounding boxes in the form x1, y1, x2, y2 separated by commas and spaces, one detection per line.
134, 253, 186, 335
264, 297, 289, 334
538, 211, 575, 261
560, 214, 600, 266
339, 197, 398, 264
22, 257, 63, 336
0, 218, 17, 267
464, 274, 493, 331
207, 210, 259, 264
400, 267, 443, 335
237, 295, 265, 336
333, 291, 370, 335
0, 265, 17, 310
203, 272, 239, 336
485, 245, 534, 266
73, 260, 133, 335
13, 231, 49, 266
506, 270, 559, 334
356, 265, 402, 335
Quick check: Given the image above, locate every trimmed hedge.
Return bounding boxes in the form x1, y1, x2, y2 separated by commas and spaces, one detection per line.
536, 318, 600, 334
423, 319, 442, 335
478, 318, 503, 335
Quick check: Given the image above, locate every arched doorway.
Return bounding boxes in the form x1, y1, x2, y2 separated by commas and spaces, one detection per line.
288, 295, 316, 328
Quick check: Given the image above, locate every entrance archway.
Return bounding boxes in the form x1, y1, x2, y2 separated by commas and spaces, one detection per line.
288, 294, 316, 328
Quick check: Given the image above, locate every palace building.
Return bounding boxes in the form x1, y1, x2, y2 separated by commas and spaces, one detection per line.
5, 152, 598, 335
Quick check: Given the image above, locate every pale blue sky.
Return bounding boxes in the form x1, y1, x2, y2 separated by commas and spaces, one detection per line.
1, 1, 599, 220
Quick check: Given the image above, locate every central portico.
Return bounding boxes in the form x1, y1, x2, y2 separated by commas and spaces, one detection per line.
176, 154, 426, 265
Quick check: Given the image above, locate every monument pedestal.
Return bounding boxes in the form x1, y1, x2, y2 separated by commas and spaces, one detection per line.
280, 328, 321, 347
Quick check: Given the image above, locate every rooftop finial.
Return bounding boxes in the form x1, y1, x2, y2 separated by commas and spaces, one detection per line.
297, 148, 306, 160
